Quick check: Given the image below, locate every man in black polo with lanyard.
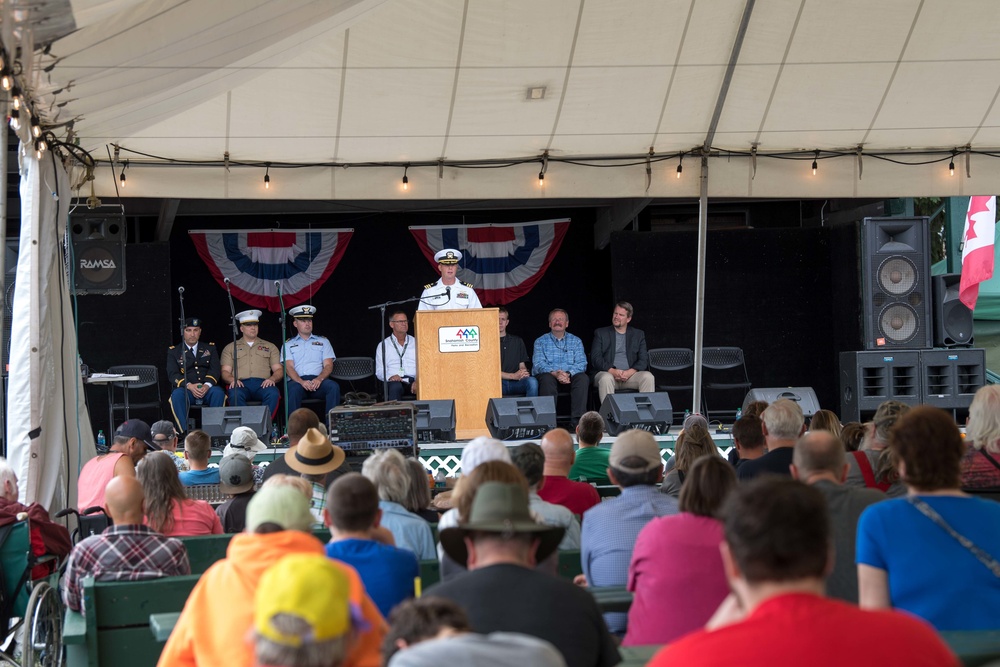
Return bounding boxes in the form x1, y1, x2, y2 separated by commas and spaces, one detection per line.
167, 317, 225, 432
376, 309, 418, 401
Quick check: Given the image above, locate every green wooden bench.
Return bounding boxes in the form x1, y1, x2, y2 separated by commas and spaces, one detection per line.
557, 549, 582, 580
419, 558, 440, 590
179, 528, 332, 574
64, 573, 202, 667
589, 586, 632, 613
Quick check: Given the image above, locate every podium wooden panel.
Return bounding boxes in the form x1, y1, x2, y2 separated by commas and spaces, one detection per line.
415, 308, 500, 439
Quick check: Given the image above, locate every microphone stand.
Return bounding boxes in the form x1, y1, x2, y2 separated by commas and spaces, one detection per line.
276, 281, 289, 434
224, 280, 239, 407
177, 287, 190, 429
369, 296, 421, 402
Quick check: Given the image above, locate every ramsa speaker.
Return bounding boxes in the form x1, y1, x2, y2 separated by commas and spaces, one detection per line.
71, 215, 126, 295
486, 396, 556, 441
598, 392, 673, 436
741, 387, 821, 418
932, 273, 974, 347
406, 399, 456, 442
200, 406, 272, 449
861, 217, 932, 349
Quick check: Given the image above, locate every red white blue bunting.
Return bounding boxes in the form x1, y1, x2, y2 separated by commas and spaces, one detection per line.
189, 229, 353, 311
409, 219, 570, 304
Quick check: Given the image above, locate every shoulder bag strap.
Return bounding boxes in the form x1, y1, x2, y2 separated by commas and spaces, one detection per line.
907, 496, 1000, 578
978, 448, 1000, 472
852, 450, 891, 492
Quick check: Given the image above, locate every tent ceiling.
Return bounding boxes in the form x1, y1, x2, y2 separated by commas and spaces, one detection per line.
13, 0, 1000, 199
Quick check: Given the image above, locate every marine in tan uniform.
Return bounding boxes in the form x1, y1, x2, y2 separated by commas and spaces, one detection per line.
220, 309, 283, 419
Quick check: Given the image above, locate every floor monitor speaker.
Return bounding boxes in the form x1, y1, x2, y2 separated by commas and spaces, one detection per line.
598, 392, 673, 436
200, 406, 272, 449
486, 396, 556, 441
406, 399, 456, 442
741, 387, 821, 418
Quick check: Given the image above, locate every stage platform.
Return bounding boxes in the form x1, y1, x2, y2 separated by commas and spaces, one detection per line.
209, 429, 736, 477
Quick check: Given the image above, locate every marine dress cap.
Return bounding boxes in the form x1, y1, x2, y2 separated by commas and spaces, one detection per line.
236, 309, 262, 325
434, 248, 462, 265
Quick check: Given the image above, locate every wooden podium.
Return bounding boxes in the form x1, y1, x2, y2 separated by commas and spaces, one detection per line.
415, 308, 500, 439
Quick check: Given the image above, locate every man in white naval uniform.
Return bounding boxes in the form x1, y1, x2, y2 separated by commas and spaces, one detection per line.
417, 248, 483, 310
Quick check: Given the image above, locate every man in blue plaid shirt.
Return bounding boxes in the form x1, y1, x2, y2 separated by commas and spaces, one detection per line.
532, 308, 589, 427
62, 476, 189, 612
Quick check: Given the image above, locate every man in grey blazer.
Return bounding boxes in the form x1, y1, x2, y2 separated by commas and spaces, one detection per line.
590, 301, 655, 404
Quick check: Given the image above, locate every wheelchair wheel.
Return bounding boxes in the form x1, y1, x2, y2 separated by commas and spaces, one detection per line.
21, 582, 62, 667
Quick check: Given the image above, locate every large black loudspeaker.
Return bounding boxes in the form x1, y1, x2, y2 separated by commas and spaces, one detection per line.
486, 397, 556, 441
741, 387, 821, 418
201, 406, 272, 448
861, 217, 932, 349
71, 215, 126, 295
921, 348, 985, 410
932, 274, 974, 347
406, 399, 456, 442
598, 392, 672, 436
839, 349, 985, 421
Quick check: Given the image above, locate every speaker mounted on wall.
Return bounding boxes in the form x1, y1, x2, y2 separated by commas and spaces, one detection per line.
598, 392, 673, 436
71, 215, 126, 295
932, 273, 974, 347
861, 217, 932, 350
486, 396, 556, 441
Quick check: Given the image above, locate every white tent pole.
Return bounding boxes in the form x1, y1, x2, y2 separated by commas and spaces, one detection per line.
0, 91, 7, 453
692, 156, 708, 413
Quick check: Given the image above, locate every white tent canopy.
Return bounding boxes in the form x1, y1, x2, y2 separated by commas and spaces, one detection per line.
11, 0, 1000, 200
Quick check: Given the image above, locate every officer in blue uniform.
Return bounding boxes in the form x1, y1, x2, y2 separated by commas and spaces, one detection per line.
167, 317, 225, 432
281, 305, 341, 415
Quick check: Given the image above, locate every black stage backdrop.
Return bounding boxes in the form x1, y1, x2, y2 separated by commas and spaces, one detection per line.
611, 227, 852, 411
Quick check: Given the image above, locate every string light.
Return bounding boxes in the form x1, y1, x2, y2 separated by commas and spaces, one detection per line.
8, 108, 19, 131
263, 163, 270, 190
30, 114, 41, 138
402, 165, 409, 191
10, 86, 21, 110
676, 154, 683, 179
811, 151, 819, 176
0, 69, 11, 92
949, 153, 955, 176
34, 137, 46, 159
119, 160, 128, 188
538, 151, 549, 186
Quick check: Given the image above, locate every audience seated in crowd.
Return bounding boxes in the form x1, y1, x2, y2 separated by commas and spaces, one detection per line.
403, 458, 439, 523
428, 482, 620, 667
77, 419, 157, 511
844, 400, 908, 497
538, 428, 600, 516
659, 423, 719, 498
582, 429, 677, 636
216, 453, 257, 534
284, 427, 346, 526
569, 411, 610, 485
383, 597, 566, 667
625, 455, 736, 646
808, 409, 842, 438
0, 457, 71, 579
960, 385, 1000, 489
742, 400, 769, 419
63, 476, 189, 612
158, 484, 385, 667
839, 421, 866, 452
253, 553, 366, 667
431, 436, 511, 513
177, 431, 220, 486
737, 399, 804, 481
261, 409, 350, 485
510, 443, 581, 551
857, 405, 1000, 631
648, 477, 957, 667
362, 449, 436, 560
730, 415, 765, 470
223, 426, 268, 487
790, 430, 884, 604
324, 473, 418, 619
151, 420, 187, 471
138, 451, 222, 537
666, 413, 708, 472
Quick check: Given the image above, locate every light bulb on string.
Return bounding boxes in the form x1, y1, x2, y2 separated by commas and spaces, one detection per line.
949, 155, 955, 176
402, 165, 409, 191
676, 155, 683, 179
11, 86, 21, 110
9, 108, 19, 131
119, 160, 128, 188
0, 71, 11, 92
264, 163, 270, 190
811, 151, 819, 176
30, 114, 40, 138
34, 137, 45, 159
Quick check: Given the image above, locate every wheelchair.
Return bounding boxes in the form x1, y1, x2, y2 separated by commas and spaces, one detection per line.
0, 518, 65, 667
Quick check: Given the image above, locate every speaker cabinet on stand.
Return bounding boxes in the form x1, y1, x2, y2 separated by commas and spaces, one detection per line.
861, 217, 933, 350
839, 350, 920, 423
70, 215, 127, 295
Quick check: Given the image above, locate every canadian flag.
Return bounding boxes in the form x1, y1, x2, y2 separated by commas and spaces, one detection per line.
960, 195, 997, 310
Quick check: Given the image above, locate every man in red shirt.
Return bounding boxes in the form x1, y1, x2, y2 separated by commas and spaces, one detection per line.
648, 478, 957, 667
538, 428, 599, 516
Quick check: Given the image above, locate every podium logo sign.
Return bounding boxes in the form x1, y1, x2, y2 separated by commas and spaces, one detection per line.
438, 326, 480, 353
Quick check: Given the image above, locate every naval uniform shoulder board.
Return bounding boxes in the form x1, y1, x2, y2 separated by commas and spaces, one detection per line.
169, 345, 176, 350
424, 282, 435, 289
462, 280, 475, 288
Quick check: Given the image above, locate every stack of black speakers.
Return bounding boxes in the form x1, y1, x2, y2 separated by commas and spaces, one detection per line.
839, 217, 985, 422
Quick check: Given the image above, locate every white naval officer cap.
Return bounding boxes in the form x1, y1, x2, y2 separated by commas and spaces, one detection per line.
236, 309, 262, 325
434, 248, 462, 265
289, 305, 316, 319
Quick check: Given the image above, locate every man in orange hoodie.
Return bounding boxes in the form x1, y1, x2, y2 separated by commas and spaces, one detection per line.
158, 484, 385, 667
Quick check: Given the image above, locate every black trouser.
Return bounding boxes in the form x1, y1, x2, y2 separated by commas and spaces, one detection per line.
537, 372, 589, 423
